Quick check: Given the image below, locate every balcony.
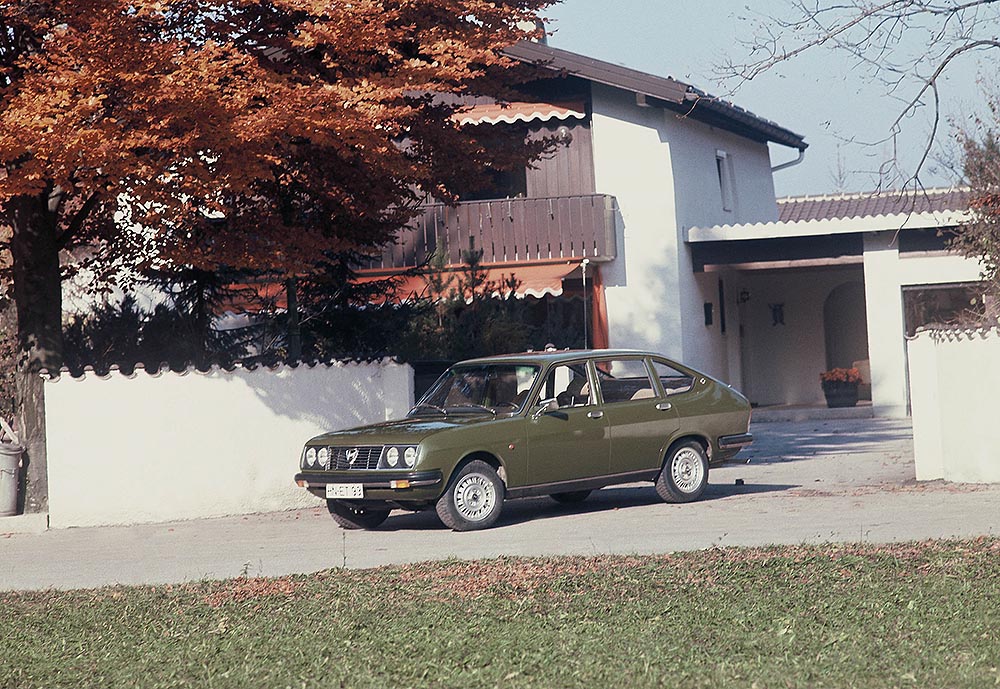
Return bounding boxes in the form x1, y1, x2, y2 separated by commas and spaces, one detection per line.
361, 194, 618, 272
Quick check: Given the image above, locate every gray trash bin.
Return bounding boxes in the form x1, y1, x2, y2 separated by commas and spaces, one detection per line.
0, 418, 23, 517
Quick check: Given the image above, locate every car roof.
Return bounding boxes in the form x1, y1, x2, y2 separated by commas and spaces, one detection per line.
455, 349, 668, 367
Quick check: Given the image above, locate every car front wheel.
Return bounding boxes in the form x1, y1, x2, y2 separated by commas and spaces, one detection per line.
327, 500, 391, 530
655, 441, 709, 503
436, 460, 504, 531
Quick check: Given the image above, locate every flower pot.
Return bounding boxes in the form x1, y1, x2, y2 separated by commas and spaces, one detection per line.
822, 381, 859, 408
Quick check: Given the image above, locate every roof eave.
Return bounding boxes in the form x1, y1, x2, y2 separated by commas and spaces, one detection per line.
503, 41, 807, 150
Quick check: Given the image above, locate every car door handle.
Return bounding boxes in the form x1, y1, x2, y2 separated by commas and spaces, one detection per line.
656, 402, 672, 411
587, 410, 604, 419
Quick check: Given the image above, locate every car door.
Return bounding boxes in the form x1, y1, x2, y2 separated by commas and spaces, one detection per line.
595, 356, 681, 475
525, 361, 610, 485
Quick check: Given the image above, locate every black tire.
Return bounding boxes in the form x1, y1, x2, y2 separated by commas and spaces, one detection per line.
327, 500, 391, 530
655, 440, 709, 503
436, 460, 504, 531
550, 490, 592, 504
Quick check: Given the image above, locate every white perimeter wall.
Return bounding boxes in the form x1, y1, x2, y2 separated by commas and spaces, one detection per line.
44, 360, 414, 528
863, 234, 983, 417
908, 329, 1000, 483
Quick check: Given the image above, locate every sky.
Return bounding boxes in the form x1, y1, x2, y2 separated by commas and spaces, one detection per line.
540, 0, 989, 198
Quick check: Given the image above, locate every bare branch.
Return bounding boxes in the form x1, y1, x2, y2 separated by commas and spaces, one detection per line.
720, 0, 1000, 189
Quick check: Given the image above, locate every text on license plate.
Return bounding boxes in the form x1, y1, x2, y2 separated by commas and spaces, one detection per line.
326, 483, 364, 499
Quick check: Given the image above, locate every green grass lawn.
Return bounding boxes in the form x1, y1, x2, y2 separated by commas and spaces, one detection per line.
3, 539, 999, 688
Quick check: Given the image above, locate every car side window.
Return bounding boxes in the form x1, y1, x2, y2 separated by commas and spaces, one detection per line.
540, 364, 593, 409
594, 358, 656, 404
652, 359, 694, 395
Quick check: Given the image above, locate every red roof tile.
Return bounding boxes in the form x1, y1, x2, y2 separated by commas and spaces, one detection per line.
778, 188, 970, 223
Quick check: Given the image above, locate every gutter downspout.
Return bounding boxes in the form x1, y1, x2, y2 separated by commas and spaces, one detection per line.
771, 147, 806, 173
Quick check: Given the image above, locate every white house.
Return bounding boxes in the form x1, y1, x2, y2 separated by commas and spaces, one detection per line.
366, 41, 984, 418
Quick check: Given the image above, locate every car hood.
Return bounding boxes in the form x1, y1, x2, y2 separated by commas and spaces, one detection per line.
308, 414, 502, 445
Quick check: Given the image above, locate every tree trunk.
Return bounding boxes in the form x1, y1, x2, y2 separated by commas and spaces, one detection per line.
7, 191, 65, 514
286, 277, 301, 362
9, 192, 64, 373
14, 367, 47, 513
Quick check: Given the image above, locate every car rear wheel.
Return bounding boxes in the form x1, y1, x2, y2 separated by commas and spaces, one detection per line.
436, 460, 504, 531
655, 441, 708, 503
550, 490, 592, 504
327, 500, 391, 530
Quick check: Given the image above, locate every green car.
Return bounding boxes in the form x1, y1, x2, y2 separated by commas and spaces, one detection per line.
294, 349, 752, 531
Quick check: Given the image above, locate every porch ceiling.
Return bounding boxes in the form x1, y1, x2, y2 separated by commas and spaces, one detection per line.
690, 234, 864, 273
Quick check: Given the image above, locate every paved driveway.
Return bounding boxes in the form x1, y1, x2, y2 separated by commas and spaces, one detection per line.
2, 417, 999, 591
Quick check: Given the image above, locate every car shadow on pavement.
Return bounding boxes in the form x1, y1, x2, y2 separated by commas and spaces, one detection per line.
376, 481, 798, 531
742, 418, 912, 465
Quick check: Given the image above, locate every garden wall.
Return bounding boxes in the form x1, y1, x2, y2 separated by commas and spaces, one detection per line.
44, 360, 414, 528
908, 328, 1000, 483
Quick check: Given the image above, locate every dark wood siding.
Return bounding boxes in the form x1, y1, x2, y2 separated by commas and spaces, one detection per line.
526, 121, 595, 198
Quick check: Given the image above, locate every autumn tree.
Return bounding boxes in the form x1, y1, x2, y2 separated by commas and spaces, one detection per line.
954, 111, 1000, 317
0, 0, 551, 510
722, 0, 1000, 189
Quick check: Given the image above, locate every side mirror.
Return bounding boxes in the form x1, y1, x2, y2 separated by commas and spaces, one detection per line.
532, 397, 559, 419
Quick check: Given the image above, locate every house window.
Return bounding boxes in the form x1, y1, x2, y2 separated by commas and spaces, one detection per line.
716, 150, 735, 212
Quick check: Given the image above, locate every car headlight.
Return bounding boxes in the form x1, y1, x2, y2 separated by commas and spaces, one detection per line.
304, 447, 317, 468
379, 445, 418, 469
317, 447, 330, 470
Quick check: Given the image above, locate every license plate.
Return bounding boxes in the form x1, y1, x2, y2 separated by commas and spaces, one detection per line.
326, 483, 364, 499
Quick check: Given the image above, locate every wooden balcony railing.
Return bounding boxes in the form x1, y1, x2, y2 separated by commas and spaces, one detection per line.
362, 194, 618, 271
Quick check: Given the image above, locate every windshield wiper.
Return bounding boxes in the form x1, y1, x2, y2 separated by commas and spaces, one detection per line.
409, 403, 448, 416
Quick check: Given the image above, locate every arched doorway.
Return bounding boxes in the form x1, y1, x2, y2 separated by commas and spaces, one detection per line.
823, 281, 869, 371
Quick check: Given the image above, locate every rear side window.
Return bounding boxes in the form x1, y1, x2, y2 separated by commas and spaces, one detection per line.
594, 358, 656, 404
652, 359, 694, 395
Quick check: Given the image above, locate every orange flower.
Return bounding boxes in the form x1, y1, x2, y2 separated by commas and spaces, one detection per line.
820, 367, 862, 384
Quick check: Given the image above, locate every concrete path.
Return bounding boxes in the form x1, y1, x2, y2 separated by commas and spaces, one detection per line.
2, 417, 999, 591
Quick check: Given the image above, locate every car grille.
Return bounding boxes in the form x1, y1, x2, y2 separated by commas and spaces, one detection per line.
330, 446, 383, 471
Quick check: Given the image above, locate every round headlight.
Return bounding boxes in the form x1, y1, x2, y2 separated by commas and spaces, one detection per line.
317, 447, 330, 469
403, 447, 417, 467
386, 447, 400, 467
305, 447, 317, 467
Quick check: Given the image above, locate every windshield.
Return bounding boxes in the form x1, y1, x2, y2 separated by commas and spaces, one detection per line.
413, 364, 540, 415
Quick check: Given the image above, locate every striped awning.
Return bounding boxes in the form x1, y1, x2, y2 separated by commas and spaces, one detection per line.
454, 101, 586, 126
358, 261, 582, 301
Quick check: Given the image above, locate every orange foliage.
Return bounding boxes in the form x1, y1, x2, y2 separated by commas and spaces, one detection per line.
0, 0, 552, 275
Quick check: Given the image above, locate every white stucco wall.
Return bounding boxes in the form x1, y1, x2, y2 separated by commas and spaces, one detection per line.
590, 82, 780, 384
44, 360, 414, 528
908, 329, 1000, 483
863, 234, 983, 417
671, 122, 778, 384
591, 84, 682, 358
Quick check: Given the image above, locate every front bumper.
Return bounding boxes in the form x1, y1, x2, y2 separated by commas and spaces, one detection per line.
294, 469, 444, 501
